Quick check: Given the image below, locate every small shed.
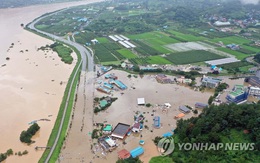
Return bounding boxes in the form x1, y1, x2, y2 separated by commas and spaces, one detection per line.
137, 98, 145, 105
179, 106, 190, 113
99, 100, 108, 108
130, 146, 144, 158
175, 113, 185, 118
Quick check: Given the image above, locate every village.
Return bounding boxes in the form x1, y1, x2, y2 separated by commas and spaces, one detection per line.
86, 64, 260, 162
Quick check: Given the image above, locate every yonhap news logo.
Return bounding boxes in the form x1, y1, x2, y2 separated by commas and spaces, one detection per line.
157, 137, 255, 156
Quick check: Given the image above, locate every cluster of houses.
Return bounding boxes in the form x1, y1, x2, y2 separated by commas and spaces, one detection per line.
97, 73, 127, 94
207, 11, 260, 28
155, 74, 192, 84
97, 114, 145, 159
226, 44, 240, 50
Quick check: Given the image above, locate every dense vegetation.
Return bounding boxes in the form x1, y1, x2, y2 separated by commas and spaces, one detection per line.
0, 149, 13, 162
50, 42, 74, 64
116, 157, 142, 163
20, 123, 40, 144
254, 53, 260, 64
151, 103, 260, 162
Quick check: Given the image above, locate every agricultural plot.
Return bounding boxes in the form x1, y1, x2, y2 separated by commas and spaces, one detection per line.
74, 32, 96, 45
165, 50, 225, 64
165, 41, 215, 52
240, 45, 260, 54
211, 36, 251, 45
218, 61, 251, 69
133, 40, 161, 56
92, 44, 118, 62
117, 49, 137, 59
216, 47, 248, 60
127, 31, 179, 53
168, 30, 206, 42
147, 56, 172, 64
96, 37, 110, 43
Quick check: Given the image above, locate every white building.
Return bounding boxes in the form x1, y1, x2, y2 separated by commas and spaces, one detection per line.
248, 86, 260, 96
214, 21, 231, 26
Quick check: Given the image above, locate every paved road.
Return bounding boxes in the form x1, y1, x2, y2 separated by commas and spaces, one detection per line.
27, 11, 94, 72
27, 9, 95, 163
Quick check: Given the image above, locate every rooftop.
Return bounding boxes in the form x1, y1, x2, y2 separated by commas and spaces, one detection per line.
111, 123, 130, 139
118, 149, 131, 160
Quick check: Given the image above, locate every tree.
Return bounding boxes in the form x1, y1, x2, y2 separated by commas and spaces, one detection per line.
208, 96, 214, 105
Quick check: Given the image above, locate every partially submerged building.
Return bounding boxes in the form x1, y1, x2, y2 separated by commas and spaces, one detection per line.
245, 71, 260, 87
248, 86, 260, 96
156, 74, 173, 84
111, 123, 131, 139
195, 102, 208, 109
98, 136, 117, 152
137, 98, 145, 105
179, 106, 191, 113
201, 76, 222, 88
117, 149, 131, 160
130, 146, 144, 158
109, 79, 127, 90
153, 116, 161, 128
102, 124, 113, 134
226, 85, 248, 104
132, 122, 142, 133
96, 86, 111, 94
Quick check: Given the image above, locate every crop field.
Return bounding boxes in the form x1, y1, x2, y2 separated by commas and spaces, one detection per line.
96, 37, 110, 43
219, 61, 251, 70
117, 49, 137, 59
74, 32, 96, 45
240, 45, 260, 54
133, 40, 161, 56
92, 44, 118, 62
127, 31, 178, 53
146, 56, 172, 64
211, 36, 251, 45
165, 50, 225, 64
168, 30, 206, 42
216, 47, 249, 60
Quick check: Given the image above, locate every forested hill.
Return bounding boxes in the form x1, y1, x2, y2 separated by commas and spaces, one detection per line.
151, 103, 260, 163
0, 0, 80, 8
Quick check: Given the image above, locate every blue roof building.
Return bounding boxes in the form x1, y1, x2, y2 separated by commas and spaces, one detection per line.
226, 85, 248, 104
130, 146, 144, 158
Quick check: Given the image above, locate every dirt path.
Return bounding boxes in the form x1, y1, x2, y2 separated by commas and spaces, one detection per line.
59, 71, 95, 163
